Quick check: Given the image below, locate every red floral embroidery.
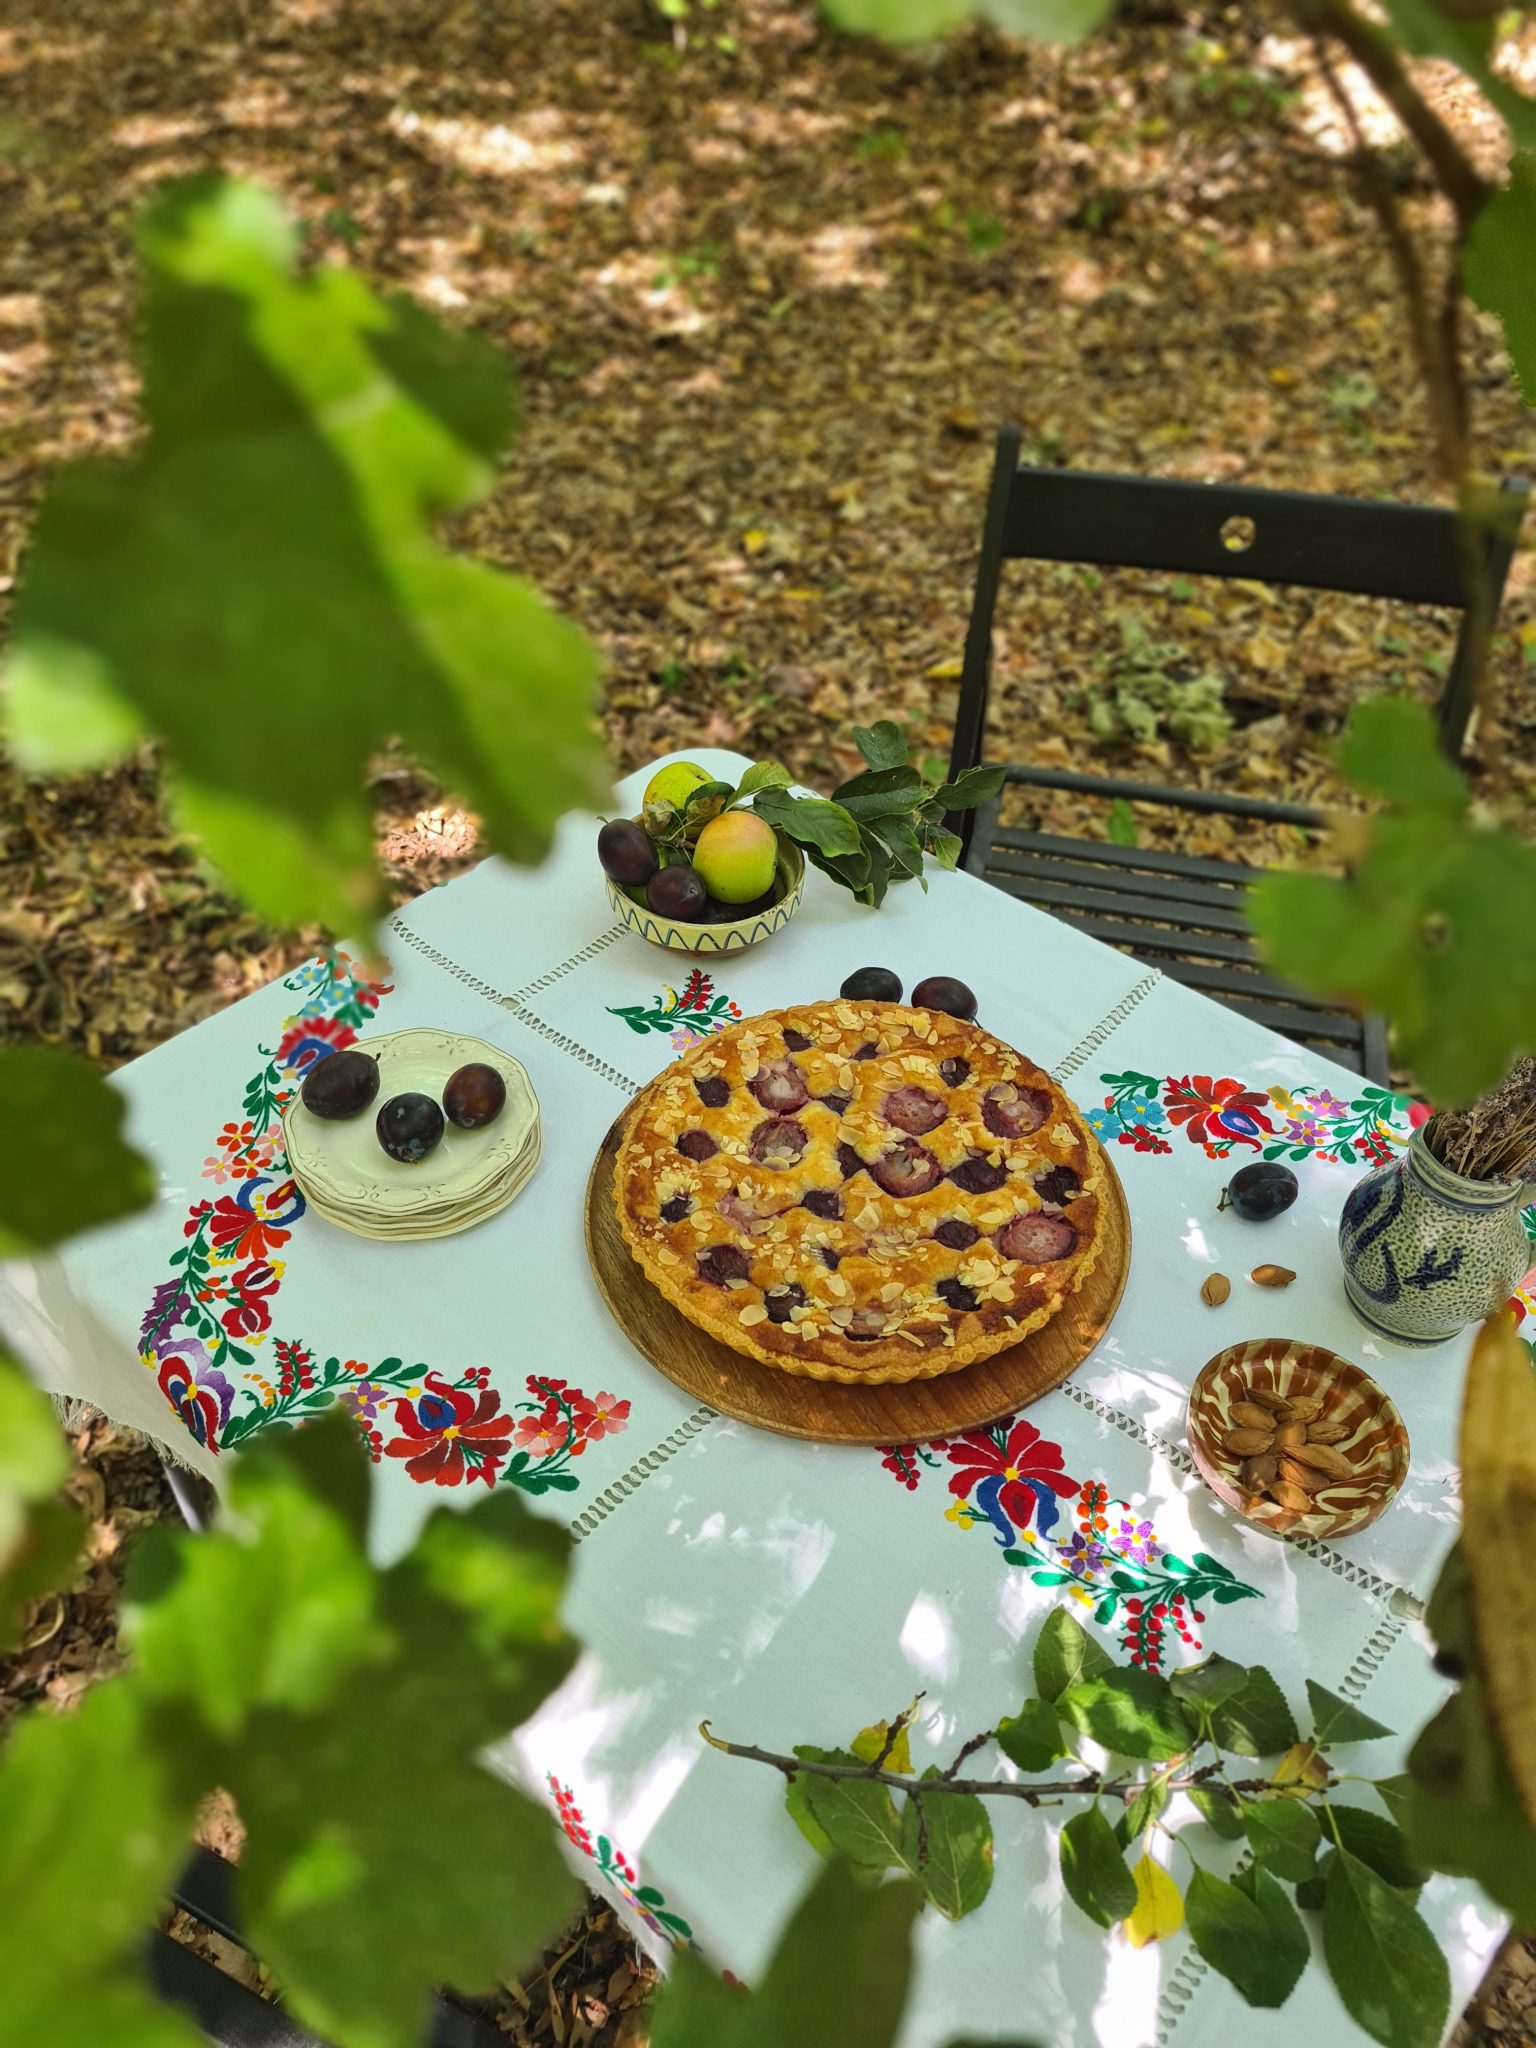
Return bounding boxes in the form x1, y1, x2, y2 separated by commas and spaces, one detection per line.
382, 1373, 516, 1487
1163, 1075, 1277, 1156
944, 1418, 1077, 1543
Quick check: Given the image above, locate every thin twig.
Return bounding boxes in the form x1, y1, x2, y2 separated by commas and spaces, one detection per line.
942, 1728, 997, 1780
699, 1723, 1304, 1806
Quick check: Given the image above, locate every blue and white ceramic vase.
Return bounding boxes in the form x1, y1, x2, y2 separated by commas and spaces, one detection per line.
1338, 1129, 1530, 1347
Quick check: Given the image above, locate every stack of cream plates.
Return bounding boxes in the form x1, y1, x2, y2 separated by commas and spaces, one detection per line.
282, 1029, 541, 1241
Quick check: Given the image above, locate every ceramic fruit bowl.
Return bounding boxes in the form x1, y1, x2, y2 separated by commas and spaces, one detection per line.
1186, 1337, 1409, 1542
606, 833, 804, 956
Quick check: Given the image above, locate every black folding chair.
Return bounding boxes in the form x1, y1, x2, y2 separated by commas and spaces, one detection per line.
948, 426, 1526, 1082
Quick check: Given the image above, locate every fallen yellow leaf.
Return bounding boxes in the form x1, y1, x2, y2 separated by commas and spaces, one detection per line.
925, 658, 963, 680
1125, 1854, 1183, 1948
1268, 366, 1298, 387
742, 528, 769, 556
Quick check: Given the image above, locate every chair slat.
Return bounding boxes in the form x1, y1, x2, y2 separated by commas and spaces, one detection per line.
1029, 905, 1268, 971
1002, 763, 1321, 829
982, 856, 1257, 931
991, 828, 1255, 890
1156, 958, 1366, 1039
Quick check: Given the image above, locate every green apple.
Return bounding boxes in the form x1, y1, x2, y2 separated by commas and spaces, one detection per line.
643, 760, 713, 811
693, 810, 778, 904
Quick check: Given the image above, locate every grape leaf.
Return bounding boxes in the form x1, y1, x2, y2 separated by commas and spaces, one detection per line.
0, 1049, 155, 1256
4, 176, 605, 934
1250, 697, 1536, 1104
652, 1861, 921, 2048
1058, 1805, 1136, 1928
1321, 1847, 1450, 2048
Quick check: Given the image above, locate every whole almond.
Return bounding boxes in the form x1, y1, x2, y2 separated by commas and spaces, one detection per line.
1201, 1273, 1231, 1307
1243, 1387, 1289, 1414
1251, 1264, 1297, 1288
1270, 1480, 1313, 1513
1305, 1419, 1350, 1445
1273, 1421, 1305, 1451
1281, 1394, 1323, 1423
1277, 1456, 1328, 1494
1230, 1401, 1276, 1431
1287, 1440, 1353, 1480
1225, 1425, 1276, 1456
1239, 1453, 1278, 1490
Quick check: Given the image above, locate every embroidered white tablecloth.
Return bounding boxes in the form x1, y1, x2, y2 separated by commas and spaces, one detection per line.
4, 748, 1528, 2048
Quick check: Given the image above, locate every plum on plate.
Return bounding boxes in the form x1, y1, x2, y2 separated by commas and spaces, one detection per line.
376, 1092, 445, 1164
301, 1049, 379, 1121
444, 1062, 506, 1130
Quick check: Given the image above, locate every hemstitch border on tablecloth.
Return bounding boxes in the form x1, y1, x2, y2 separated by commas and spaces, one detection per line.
567, 1407, 721, 1544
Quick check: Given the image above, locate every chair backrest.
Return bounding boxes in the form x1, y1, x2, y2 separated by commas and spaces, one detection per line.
948, 424, 1526, 797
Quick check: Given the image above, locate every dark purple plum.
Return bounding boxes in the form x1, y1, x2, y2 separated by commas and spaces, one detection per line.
840, 967, 902, 1002
301, 1048, 379, 1121
376, 1092, 444, 1164
871, 1139, 944, 1198
950, 1154, 1007, 1194
820, 1090, 852, 1115
749, 1116, 809, 1167
750, 1059, 810, 1113
784, 1029, 813, 1051
647, 863, 707, 921
938, 1057, 971, 1088
981, 1082, 1051, 1140
936, 1277, 980, 1313
765, 1282, 806, 1324
443, 1061, 506, 1130
844, 1307, 889, 1341
852, 1043, 880, 1061
1219, 1162, 1300, 1222
695, 1075, 731, 1109
660, 1194, 693, 1224
697, 1245, 752, 1287
837, 1142, 866, 1180
802, 1189, 843, 1219
598, 819, 658, 888
677, 1129, 718, 1161
997, 1214, 1078, 1263
934, 1218, 979, 1250
912, 975, 977, 1021
1034, 1165, 1081, 1207
882, 1085, 947, 1136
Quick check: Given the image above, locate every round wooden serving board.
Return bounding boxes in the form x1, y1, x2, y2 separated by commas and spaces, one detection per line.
584, 1108, 1131, 1445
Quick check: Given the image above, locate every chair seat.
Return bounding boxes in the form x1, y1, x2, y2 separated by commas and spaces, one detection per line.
971, 819, 1386, 1079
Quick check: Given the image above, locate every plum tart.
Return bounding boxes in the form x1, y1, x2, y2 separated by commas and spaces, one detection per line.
612, 1001, 1105, 1383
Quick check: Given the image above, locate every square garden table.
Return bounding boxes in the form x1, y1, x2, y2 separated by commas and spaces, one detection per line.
4, 748, 1525, 2048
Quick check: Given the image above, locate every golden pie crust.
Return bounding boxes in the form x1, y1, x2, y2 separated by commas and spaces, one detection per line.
613, 1002, 1104, 1384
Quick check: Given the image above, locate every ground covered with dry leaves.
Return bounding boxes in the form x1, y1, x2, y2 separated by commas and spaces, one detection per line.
2, 0, 1534, 2039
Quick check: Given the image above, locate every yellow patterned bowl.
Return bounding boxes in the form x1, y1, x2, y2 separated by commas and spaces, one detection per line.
605, 832, 804, 956
1186, 1337, 1409, 1542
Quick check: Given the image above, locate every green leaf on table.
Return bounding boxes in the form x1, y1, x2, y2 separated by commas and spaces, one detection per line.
865, 811, 927, 883
1059, 1805, 1136, 1929
1187, 1785, 1245, 1839
3, 176, 606, 934
1209, 1664, 1298, 1758
832, 765, 924, 822
1055, 1669, 1195, 1761
1307, 1679, 1393, 1747
0, 1680, 205, 2045
855, 830, 895, 907
735, 759, 793, 797
1325, 1805, 1426, 1892
0, 1049, 155, 1256
786, 1746, 857, 1856
997, 1697, 1066, 1774
799, 1773, 913, 1874
653, 1861, 921, 2048
1170, 1654, 1250, 1711
852, 720, 910, 772
1321, 1847, 1450, 2048
1233, 1865, 1310, 1997
1121, 1775, 1170, 1843
1250, 696, 1536, 1104
929, 763, 1006, 814
751, 789, 864, 858
901, 1769, 994, 1919
1033, 1606, 1113, 1704
1243, 1796, 1321, 1882
1186, 1866, 1305, 2009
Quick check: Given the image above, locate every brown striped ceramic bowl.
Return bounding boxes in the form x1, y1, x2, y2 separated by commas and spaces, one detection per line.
1186, 1338, 1409, 1542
